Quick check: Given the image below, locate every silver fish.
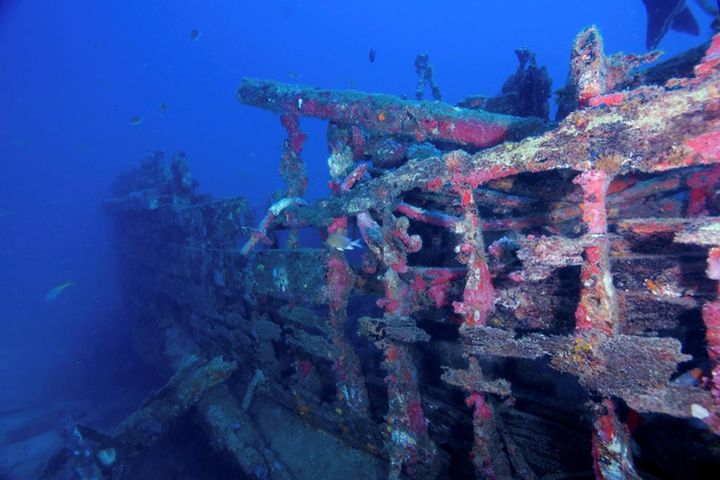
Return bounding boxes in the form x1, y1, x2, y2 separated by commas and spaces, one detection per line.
325, 233, 363, 251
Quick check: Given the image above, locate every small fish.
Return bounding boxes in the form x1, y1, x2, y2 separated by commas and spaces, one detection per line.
287, 70, 300, 79
44, 281, 75, 302
160, 102, 168, 113
281, 4, 294, 20
671, 367, 703, 386
368, 48, 377, 63
325, 233, 363, 251
129, 116, 143, 126
190, 29, 200, 40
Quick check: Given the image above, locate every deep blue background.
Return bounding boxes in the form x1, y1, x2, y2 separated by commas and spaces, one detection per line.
0, 1, 714, 409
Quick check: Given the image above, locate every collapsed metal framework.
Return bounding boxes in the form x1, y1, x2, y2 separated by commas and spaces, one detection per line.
235, 29, 720, 479
91, 27, 720, 480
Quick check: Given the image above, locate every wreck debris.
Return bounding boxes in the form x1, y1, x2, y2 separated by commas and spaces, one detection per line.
93, 28, 720, 480
198, 385, 293, 480
279, 114, 308, 196
414, 53, 442, 101
233, 29, 720, 479
573, 169, 616, 335
570, 168, 641, 477
442, 164, 517, 478
239, 29, 717, 474
503, 48, 551, 119
674, 218, 720, 433
43, 355, 240, 478
442, 358, 513, 478
383, 343, 441, 479
237, 78, 549, 150
326, 131, 373, 417
325, 248, 372, 416
356, 210, 444, 478
623, 40, 710, 88
52, 414, 104, 480
459, 48, 552, 120
451, 182, 495, 327
590, 399, 640, 480
241, 369, 266, 413
571, 25, 662, 107
241, 197, 308, 256
280, 114, 308, 248
112, 355, 237, 453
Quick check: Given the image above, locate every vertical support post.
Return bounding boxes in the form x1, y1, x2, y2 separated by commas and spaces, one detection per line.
384, 343, 438, 480
574, 170, 617, 336
573, 170, 640, 479
451, 187, 513, 479
452, 188, 495, 327
591, 399, 641, 480
322, 126, 372, 417
464, 393, 512, 479
325, 248, 371, 417
356, 211, 440, 479
279, 114, 307, 248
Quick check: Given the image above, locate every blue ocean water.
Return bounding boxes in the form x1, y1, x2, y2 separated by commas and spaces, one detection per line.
0, 1, 717, 477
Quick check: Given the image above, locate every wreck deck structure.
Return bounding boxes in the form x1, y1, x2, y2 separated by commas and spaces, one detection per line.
59, 28, 720, 480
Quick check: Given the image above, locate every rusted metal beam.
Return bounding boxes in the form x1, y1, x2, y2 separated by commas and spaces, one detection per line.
238, 78, 550, 148
265, 47, 720, 230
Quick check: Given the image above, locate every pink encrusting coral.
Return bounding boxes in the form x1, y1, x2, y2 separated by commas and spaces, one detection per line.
571, 25, 660, 107
687, 166, 720, 216
238, 78, 549, 149
395, 202, 459, 228
327, 216, 348, 235
425, 269, 465, 308
450, 188, 495, 327
587, 92, 627, 107
573, 170, 616, 335
340, 162, 368, 192
694, 33, 720, 79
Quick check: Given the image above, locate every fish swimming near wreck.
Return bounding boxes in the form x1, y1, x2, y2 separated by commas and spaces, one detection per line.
44, 281, 75, 302
325, 233, 363, 251
642, 0, 713, 49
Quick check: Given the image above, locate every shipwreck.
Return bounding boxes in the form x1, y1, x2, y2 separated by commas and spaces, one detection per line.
46, 27, 720, 479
